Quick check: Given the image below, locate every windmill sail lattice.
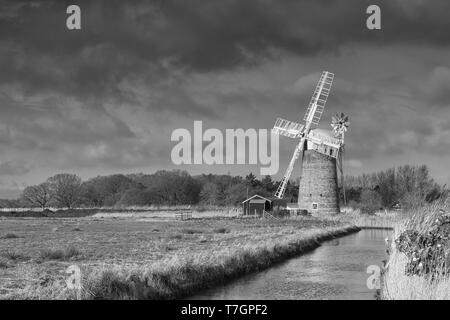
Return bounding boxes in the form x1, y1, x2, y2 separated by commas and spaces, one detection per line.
303, 72, 334, 125
272, 118, 304, 138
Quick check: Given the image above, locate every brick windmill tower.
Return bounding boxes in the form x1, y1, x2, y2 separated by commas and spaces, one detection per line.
271, 71, 349, 215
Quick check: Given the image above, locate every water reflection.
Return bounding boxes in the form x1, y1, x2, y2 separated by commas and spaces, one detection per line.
190, 229, 392, 300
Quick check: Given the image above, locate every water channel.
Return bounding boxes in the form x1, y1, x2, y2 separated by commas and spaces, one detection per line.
190, 229, 392, 300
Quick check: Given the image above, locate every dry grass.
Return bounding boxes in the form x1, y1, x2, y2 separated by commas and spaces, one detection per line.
38, 245, 81, 261
90, 208, 237, 220
0, 214, 355, 299
382, 201, 450, 300
1, 249, 29, 261
1, 233, 19, 239
321, 207, 405, 229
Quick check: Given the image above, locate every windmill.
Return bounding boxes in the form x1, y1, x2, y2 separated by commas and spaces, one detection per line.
271, 71, 349, 214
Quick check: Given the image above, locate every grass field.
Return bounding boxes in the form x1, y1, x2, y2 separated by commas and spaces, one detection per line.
0, 214, 356, 299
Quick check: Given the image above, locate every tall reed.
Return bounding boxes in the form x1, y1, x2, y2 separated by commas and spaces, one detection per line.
382, 200, 450, 300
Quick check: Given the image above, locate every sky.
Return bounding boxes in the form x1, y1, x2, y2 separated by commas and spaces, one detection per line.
0, 0, 450, 198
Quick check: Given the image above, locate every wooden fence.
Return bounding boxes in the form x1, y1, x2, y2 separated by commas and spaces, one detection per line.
175, 211, 193, 221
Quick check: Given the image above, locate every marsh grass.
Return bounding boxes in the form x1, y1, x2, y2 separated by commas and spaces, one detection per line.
0, 257, 9, 268
322, 207, 407, 229
1, 233, 19, 239
382, 200, 450, 299
1, 249, 29, 261
213, 228, 230, 234
181, 228, 203, 234
39, 245, 81, 261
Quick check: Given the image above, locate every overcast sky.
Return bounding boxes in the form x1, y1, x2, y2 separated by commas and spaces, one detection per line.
0, 0, 450, 198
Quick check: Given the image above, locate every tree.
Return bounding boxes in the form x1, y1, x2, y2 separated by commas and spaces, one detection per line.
345, 164, 441, 209
225, 183, 248, 205
47, 173, 82, 208
261, 175, 275, 193
21, 182, 52, 209
79, 182, 102, 207
199, 182, 220, 205
375, 167, 397, 207
245, 173, 257, 187
250, 186, 271, 198
141, 170, 202, 205
359, 189, 382, 214
116, 188, 153, 207
284, 180, 299, 203
396, 165, 437, 209
79, 174, 141, 207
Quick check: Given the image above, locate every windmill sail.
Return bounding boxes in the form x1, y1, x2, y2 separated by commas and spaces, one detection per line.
303, 71, 334, 125
272, 117, 304, 138
274, 137, 305, 199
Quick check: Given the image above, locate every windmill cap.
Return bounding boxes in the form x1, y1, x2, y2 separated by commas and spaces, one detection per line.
309, 128, 342, 145
310, 128, 336, 138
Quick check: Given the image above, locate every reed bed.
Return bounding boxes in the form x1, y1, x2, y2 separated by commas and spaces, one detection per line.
321, 208, 405, 229
382, 201, 450, 300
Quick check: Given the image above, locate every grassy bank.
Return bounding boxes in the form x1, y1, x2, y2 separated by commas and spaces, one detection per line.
382, 203, 450, 299
78, 224, 359, 300
0, 215, 357, 299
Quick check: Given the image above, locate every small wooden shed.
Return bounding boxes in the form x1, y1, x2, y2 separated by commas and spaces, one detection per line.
242, 194, 272, 216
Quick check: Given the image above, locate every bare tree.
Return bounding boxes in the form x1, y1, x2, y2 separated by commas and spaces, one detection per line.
47, 173, 82, 208
21, 182, 52, 209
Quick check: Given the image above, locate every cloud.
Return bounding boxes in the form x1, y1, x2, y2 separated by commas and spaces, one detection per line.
346, 159, 363, 169
1, 0, 450, 74
417, 66, 450, 108
0, 0, 450, 192
0, 160, 30, 175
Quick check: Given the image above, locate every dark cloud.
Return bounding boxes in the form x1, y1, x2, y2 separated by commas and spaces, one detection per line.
1, 0, 449, 107
1, 0, 450, 71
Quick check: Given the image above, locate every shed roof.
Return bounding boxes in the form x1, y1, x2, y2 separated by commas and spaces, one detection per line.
249, 199, 267, 204
242, 194, 272, 203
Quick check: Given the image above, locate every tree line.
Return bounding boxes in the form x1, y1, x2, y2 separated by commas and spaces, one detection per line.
14, 171, 298, 209
1, 164, 445, 211
343, 164, 446, 212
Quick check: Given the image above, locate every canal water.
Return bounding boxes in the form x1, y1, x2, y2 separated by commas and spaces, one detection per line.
190, 229, 392, 300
